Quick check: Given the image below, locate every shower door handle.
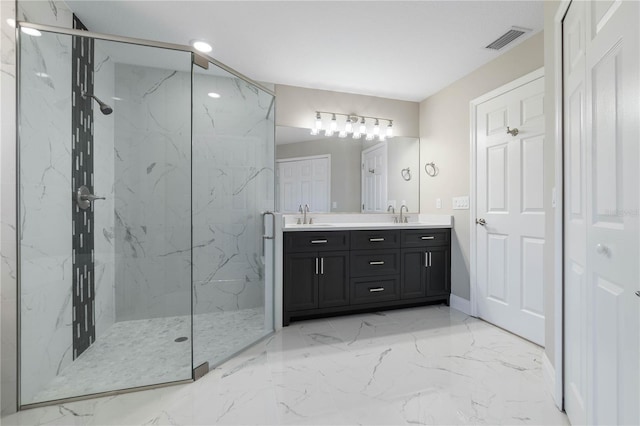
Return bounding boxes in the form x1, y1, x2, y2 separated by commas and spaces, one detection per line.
76, 185, 106, 210
261, 211, 275, 257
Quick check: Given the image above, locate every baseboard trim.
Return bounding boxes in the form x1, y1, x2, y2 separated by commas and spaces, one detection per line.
542, 352, 556, 401
449, 294, 471, 316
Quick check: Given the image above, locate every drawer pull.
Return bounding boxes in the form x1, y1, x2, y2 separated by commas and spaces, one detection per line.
311, 239, 328, 244
369, 287, 385, 293
421, 236, 435, 240
369, 261, 385, 265
369, 238, 385, 242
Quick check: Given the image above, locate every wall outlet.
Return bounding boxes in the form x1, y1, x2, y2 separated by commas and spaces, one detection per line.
452, 196, 469, 210
436, 198, 442, 209
332, 201, 337, 209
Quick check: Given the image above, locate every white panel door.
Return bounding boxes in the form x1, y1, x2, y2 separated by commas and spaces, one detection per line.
476, 76, 545, 345
276, 157, 330, 213
361, 143, 387, 212
564, 1, 639, 424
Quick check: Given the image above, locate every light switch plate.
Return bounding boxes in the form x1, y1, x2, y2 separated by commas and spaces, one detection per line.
453, 196, 469, 210
436, 198, 442, 209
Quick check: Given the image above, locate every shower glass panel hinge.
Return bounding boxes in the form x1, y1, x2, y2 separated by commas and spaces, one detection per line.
193, 53, 209, 70
193, 362, 210, 381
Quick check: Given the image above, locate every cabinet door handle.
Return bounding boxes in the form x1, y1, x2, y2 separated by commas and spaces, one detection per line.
421, 236, 435, 240
311, 239, 327, 244
369, 261, 385, 265
425, 252, 428, 268
369, 238, 385, 242
369, 287, 385, 292
315, 257, 319, 275
429, 252, 432, 267
321, 257, 324, 275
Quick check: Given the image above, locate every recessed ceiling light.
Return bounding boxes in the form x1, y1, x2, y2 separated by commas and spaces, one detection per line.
21, 27, 41, 37
191, 40, 212, 53
6, 18, 16, 28
207, 92, 221, 99
35, 72, 49, 78
112, 97, 123, 101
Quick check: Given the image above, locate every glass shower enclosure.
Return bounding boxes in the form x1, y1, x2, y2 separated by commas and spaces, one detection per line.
17, 22, 275, 407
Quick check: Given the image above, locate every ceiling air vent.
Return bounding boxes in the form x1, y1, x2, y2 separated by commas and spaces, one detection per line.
485, 27, 531, 50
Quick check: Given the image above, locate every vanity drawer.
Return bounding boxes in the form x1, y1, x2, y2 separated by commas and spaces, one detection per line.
350, 249, 400, 277
351, 276, 400, 305
351, 230, 400, 250
285, 231, 349, 252
401, 229, 450, 247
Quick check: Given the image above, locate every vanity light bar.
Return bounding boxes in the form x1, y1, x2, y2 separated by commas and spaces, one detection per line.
312, 111, 393, 141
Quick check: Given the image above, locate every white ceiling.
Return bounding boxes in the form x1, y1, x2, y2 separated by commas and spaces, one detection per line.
66, 1, 543, 102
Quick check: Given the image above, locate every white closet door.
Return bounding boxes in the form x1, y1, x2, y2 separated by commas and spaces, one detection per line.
475, 76, 545, 345
564, 1, 639, 424
277, 157, 330, 213
361, 143, 387, 212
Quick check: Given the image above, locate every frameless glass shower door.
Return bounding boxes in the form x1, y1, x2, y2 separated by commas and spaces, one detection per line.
19, 28, 193, 405
191, 61, 275, 369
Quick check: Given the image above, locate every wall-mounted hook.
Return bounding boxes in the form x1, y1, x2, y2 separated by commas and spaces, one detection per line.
401, 167, 411, 181
424, 162, 438, 177
506, 126, 519, 137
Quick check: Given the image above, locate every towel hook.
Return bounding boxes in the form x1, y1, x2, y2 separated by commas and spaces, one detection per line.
401, 167, 411, 181
424, 162, 438, 177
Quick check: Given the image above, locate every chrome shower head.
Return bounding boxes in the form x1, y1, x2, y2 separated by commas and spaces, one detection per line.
82, 92, 113, 115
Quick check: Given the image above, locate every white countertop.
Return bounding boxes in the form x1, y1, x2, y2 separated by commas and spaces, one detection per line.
281, 213, 452, 232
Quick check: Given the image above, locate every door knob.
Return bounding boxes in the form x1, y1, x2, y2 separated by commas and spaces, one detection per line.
595, 244, 610, 255
476, 218, 487, 226
635, 291, 640, 298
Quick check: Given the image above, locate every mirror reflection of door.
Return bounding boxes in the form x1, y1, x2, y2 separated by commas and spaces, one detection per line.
361, 142, 388, 212
276, 155, 330, 213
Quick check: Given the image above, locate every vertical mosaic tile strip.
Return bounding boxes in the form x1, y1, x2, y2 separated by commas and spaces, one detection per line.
71, 15, 95, 359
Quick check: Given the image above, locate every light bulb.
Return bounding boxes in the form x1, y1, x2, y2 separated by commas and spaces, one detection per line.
366, 134, 374, 141
352, 131, 361, 139
378, 134, 386, 142
330, 114, 337, 131
359, 117, 366, 135
315, 112, 322, 130
310, 128, 319, 136
338, 131, 347, 138
373, 119, 380, 135
325, 129, 334, 137
386, 121, 393, 138
345, 117, 353, 134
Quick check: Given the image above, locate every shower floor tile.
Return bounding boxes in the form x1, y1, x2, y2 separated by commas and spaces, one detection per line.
30, 308, 266, 404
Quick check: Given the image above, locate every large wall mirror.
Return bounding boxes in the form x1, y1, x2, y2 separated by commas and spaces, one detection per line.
276, 126, 420, 214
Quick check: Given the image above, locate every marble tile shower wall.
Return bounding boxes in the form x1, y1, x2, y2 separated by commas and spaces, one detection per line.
113, 63, 192, 321
191, 73, 274, 319
15, 3, 117, 404
18, 25, 74, 405
1, 0, 18, 415
92, 44, 116, 337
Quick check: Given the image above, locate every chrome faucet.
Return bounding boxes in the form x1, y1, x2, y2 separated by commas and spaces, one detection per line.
303, 204, 310, 224
400, 205, 409, 223
387, 205, 395, 214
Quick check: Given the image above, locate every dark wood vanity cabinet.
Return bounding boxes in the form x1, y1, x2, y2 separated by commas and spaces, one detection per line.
284, 228, 450, 325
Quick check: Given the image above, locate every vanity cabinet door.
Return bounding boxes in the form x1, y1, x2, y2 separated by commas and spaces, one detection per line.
284, 252, 319, 311
426, 246, 450, 296
400, 248, 427, 299
318, 251, 349, 308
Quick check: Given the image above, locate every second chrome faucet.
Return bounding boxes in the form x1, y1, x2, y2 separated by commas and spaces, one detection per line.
298, 204, 311, 224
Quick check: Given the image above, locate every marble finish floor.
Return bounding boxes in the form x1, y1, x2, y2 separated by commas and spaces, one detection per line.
5, 306, 569, 425
30, 308, 267, 404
